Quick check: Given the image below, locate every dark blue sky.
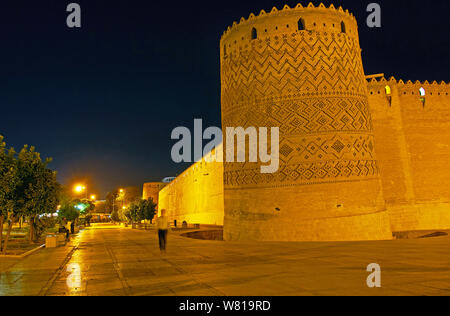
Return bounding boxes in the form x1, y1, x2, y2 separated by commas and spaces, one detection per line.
0, 0, 448, 197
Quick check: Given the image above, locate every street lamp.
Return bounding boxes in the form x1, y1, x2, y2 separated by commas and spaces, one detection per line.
90, 195, 96, 201
74, 184, 87, 199
118, 189, 125, 209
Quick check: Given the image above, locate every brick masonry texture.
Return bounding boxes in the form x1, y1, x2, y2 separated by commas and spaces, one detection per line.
153, 3, 450, 241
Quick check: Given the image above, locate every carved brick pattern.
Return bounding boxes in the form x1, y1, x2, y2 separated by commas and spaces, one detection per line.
221, 29, 378, 188
222, 32, 367, 113
222, 97, 374, 134
224, 159, 379, 187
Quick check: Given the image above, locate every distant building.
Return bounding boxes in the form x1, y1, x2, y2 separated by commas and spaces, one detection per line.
142, 182, 167, 210
162, 177, 176, 183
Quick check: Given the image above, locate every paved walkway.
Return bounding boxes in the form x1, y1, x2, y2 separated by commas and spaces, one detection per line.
0, 224, 449, 296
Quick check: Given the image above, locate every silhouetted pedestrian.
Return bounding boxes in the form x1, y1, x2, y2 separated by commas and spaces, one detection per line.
156, 209, 169, 252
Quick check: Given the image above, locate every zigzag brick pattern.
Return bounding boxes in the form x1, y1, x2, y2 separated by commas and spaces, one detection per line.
221, 12, 378, 189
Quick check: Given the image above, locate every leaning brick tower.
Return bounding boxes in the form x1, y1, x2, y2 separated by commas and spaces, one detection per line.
220, 3, 393, 241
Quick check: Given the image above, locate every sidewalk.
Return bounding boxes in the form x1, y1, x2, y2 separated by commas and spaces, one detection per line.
1, 224, 449, 296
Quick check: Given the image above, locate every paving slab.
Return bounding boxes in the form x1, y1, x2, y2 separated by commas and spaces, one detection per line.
0, 224, 449, 296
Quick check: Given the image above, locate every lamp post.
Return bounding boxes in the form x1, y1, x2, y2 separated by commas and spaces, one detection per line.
119, 188, 124, 210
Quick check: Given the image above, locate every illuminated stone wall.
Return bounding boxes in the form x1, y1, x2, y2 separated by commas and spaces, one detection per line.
220, 3, 392, 241
368, 78, 450, 232
142, 182, 167, 210
158, 146, 224, 226
152, 4, 449, 240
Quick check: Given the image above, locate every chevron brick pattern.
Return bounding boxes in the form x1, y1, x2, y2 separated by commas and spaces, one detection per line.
221, 30, 378, 188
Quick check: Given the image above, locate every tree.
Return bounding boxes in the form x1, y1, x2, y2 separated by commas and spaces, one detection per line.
73, 199, 95, 226
110, 208, 120, 222
127, 203, 140, 223
127, 198, 157, 224
58, 200, 81, 222
84, 200, 95, 214
141, 198, 157, 223
106, 187, 141, 223
105, 191, 119, 214
16, 145, 60, 243
1, 141, 60, 253
0, 136, 18, 252
107, 186, 141, 212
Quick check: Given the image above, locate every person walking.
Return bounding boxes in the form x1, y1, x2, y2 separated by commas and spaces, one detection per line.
61, 218, 70, 241
156, 209, 169, 252
66, 220, 72, 241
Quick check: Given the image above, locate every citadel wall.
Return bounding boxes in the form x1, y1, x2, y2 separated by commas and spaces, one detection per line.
158, 146, 224, 226
368, 78, 450, 231
153, 4, 449, 240
220, 3, 391, 241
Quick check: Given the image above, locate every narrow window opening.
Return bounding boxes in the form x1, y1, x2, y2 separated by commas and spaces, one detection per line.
419, 87, 426, 97
251, 27, 257, 40
419, 87, 426, 107
298, 18, 305, 31
341, 21, 346, 33
385, 86, 392, 106
385, 85, 391, 95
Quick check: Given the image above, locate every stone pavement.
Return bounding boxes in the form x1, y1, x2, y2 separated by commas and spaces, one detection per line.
0, 224, 449, 296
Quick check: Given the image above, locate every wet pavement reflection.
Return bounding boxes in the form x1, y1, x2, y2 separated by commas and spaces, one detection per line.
1, 223, 450, 296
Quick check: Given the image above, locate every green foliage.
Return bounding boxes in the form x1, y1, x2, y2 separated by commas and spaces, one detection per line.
105, 191, 119, 214
58, 201, 80, 222
15, 145, 61, 219
57, 188, 95, 223
110, 209, 120, 222
0, 136, 18, 218
126, 198, 157, 223
105, 187, 141, 215
34, 216, 58, 240
119, 207, 130, 222
71, 199, 94, 216
83, 200, 95, 214
0, 135, 61, 249
142, 198, 157, 222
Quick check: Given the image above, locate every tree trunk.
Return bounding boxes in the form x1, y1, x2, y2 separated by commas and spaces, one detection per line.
29, 216, 35, 244
2, 217, 14, 255
0, 215, 4, 252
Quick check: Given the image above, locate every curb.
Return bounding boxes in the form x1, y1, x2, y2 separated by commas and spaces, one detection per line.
0, 244, 46, 259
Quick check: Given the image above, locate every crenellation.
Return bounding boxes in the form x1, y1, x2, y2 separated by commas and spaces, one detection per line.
221, 3, 358, 46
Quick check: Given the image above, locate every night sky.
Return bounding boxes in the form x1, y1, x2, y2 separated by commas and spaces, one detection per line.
0, 0, 449, 197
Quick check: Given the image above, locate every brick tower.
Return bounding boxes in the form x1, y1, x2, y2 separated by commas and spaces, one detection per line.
220, 3, 392, 241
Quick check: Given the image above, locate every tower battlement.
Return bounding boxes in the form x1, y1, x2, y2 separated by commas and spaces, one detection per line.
367, 76, 449, 88
222, 3, 356, 37
367, 76, 450, 109
221, 3, 359, 56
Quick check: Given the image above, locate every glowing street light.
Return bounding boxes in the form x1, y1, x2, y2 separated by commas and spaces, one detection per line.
74, 184, 88, 199
74, 184, 86, 194
90, 195, 96, 201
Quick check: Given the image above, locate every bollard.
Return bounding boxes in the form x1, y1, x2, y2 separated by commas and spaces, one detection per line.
46, 235, 58, 248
